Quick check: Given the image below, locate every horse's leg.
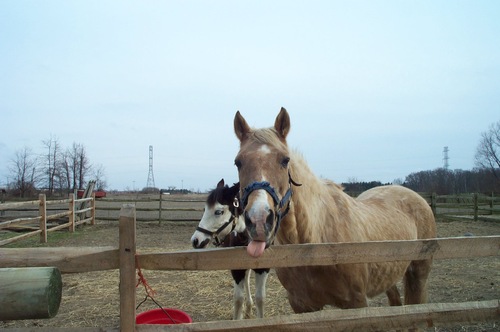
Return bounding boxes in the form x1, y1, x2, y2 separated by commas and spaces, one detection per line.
231, 269, 247, 320
386, 285, 402, 306
243, 270, 253, 318
254, 268, 269, 318
403, 260, 433, 332
404, 259, 433, 305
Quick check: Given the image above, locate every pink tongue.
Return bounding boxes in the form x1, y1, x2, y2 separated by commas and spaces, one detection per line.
247, 240, 266, 258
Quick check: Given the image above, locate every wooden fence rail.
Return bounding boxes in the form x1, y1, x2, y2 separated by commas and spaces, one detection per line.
0, 193, 95, 246
421, 192, 500, 221
5, 192, 496, 225
0, 205, 498, 331
95, 194, 205, 222
99, 192, 500, 222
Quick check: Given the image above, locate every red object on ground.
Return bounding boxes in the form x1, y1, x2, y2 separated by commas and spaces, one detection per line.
94, 190, 106, 198
77, 190, 106, 198
135, 308, 192, 325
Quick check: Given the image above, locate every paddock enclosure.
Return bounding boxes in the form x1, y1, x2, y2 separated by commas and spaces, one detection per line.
0, 193, 499, 331
0, 193, 96, 246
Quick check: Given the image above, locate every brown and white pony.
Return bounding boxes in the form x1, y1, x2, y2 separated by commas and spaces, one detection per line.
190, 179, 269, 319
233, 108, 436, 314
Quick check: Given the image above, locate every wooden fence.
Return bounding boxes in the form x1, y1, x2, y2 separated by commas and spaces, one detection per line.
1, 191, 498, 247
94, 194, 205, 222
421, 193, 500, 221
0, 193, 95, 246
0, 204, 498, 331
90, 192, 500, 223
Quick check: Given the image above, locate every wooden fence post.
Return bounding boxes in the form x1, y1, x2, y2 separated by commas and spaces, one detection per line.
490, 192, 494, 215
119, 204, 137, 332
69, 193, 75, 233
473, 193, 478, 221
0, 267, 62, 320
158, 190, 163, 223
90, 192, 96, 226
39, 194, 47, 243
0, 189, 5, 217
431, 193, 437, 217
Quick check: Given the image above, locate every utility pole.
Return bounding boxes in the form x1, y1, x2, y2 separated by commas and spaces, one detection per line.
146, 145, 155, 189
443, 146, 449, 170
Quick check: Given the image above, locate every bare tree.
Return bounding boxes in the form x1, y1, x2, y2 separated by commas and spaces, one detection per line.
59, 150, 72, 193
41, 135, 61, 195
8, 147, 41, 197
475, 120, 500, 180
91, 163, 107, 190
69, 143, 90, 190
62, 142, 91, 190
77, 144, 90, 190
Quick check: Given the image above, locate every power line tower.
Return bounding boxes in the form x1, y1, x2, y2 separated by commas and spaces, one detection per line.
146, 145, 156, 189
443, 146, 449, 170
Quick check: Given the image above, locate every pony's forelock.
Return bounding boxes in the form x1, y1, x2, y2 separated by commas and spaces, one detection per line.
206, 185, 225, 207
207, 182, 239, 207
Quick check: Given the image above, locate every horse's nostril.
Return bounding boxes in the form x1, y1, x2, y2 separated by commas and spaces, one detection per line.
244, 212, 253, 228
266, 210, 275, 231
200, 238, 210, 248
192, 238, 199, 248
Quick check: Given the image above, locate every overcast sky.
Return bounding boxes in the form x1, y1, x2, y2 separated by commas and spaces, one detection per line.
1, 1, 499, 192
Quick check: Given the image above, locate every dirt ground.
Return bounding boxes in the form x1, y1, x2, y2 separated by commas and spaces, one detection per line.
1, 215, 499, 331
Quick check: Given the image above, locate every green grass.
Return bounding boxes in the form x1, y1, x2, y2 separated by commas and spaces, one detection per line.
0, 227, 86, 248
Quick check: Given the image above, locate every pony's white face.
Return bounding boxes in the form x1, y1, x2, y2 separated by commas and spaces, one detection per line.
191, 202, 233, 249
191, 179, 243, 249
234, 108, 292, 258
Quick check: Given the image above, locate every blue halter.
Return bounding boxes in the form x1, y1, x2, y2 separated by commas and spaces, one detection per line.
240, 170, 300, 237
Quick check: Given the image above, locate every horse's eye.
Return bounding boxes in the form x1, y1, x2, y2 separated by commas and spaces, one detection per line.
281, 157, 290, 168
234, 159, 242, 169
215, 210, 224, 216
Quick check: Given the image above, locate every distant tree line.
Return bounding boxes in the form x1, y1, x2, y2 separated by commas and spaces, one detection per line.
342, 181, 386, 193
343, 168, 499, 195
403, 168, 499, 194
345, 120, 500, 195
4, 135, 107, 198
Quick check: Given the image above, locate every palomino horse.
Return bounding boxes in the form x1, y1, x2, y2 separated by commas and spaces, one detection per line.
190, 179, 269, 319
233, 108, 437, 314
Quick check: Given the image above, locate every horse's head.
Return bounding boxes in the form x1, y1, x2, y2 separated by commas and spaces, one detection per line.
234, 108, 299, 258
191, 179, 242, 249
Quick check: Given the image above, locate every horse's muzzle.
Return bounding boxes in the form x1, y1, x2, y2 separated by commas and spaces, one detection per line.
244, 209, 275, 243
192, 237, 210, 249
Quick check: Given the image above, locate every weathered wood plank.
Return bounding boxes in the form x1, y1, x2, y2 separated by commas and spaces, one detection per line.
45, 198, 70, 205
1, 329, 118, 332
46, 211, 71, 221
135, 300, 499, 332
47, 222, 72, 232
0, 267, 62, 320
0, 216, 42, 229
0, 200, 40, 210
0, 301, 497, 331
0, 247, 119, 273
0, 230, 42, 246
1, 236, 497, 273
75, 217, 93, 226
137, 236, 500, 271
119, 204, 137, 332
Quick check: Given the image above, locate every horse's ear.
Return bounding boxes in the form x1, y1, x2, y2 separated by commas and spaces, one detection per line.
274, 107, 291, 139
234, 111, 251, 142
228, 182, 240, 199
217, 179, 225, 188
